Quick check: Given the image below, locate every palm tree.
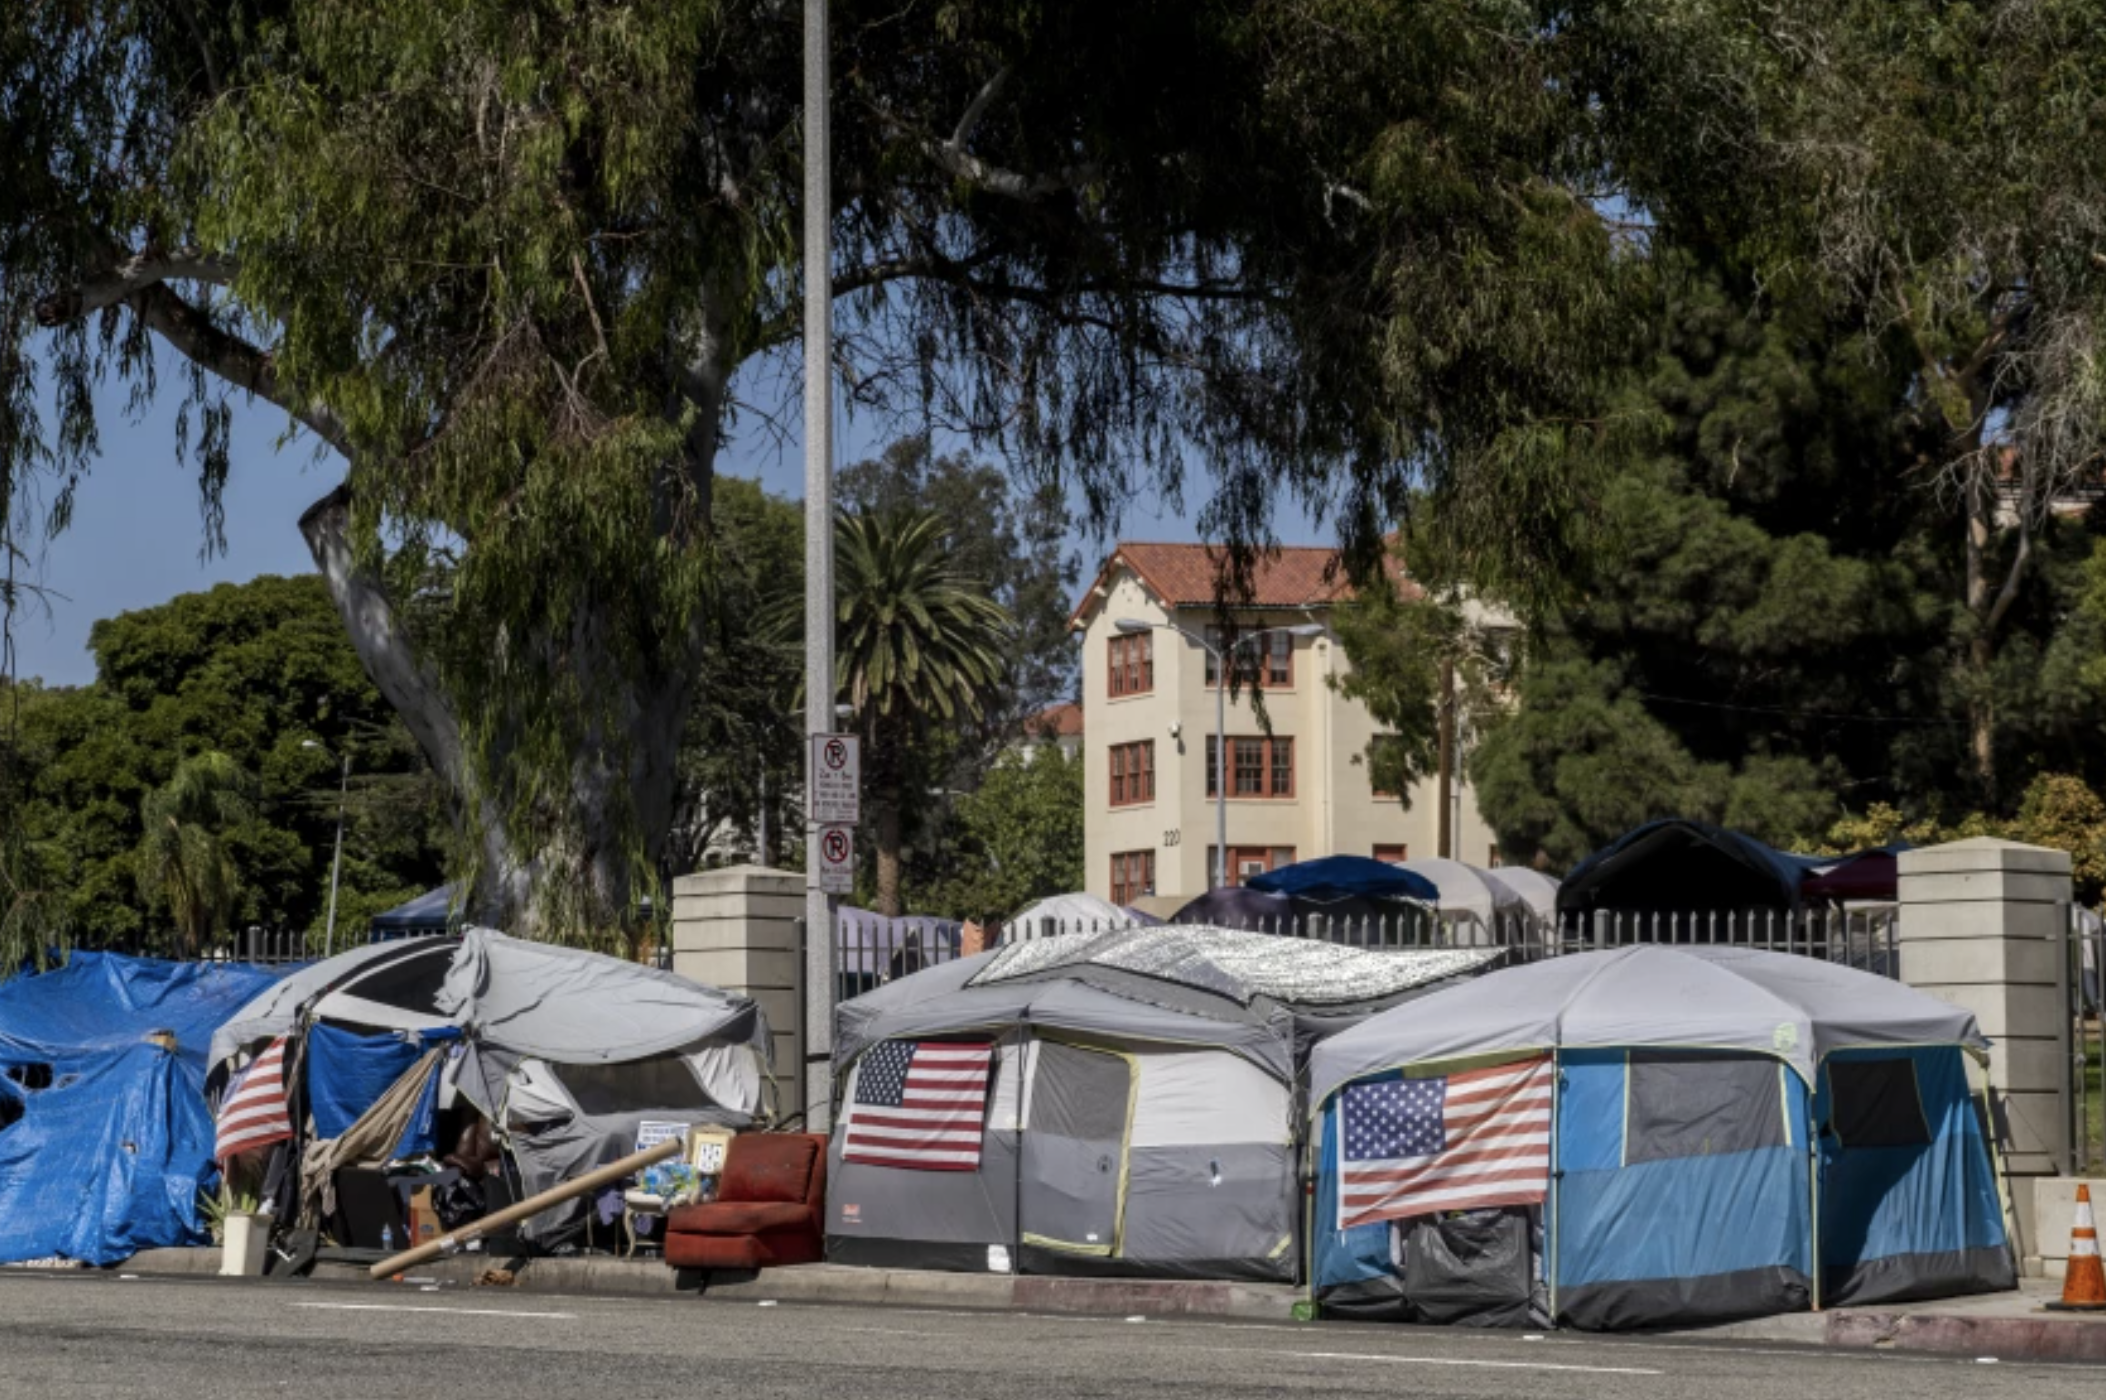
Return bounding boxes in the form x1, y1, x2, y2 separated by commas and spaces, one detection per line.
834, 510, 1012, 916
134, 752, 256, 955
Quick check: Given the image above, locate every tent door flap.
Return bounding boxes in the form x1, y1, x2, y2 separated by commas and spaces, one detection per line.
1020, 1042, 1133, 1256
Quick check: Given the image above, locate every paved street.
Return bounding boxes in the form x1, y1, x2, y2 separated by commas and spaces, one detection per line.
0, 1272, 2099, 1400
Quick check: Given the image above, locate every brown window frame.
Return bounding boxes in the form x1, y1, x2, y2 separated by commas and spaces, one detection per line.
1203, 627, 1295, 689
1107, 632, 1154, 698
1111, 849, 1156, 904
1205, 735, 1294, 799
1109, 740, 1156, 807
1206, 845, 1297, 889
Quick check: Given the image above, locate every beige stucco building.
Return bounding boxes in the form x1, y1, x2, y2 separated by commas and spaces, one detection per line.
1069, 543, 1502, 911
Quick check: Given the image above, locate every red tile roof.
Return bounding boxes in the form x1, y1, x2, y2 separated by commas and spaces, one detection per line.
1030, 701, 1084, 737
1069, 541, 1410, 629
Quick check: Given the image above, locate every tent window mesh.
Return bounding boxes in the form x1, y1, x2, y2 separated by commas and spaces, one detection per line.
554, 1053, 716, 1115
1028, 1043, 1131, 1140
1828, 1058, 1931, 1149
5, 1063, 52, 1092
1625, 1052, 1787, 1165
0, 1090, 19, 1132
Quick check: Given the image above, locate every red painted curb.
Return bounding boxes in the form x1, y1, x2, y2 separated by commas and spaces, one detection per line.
1828, 1310, 2106, 1363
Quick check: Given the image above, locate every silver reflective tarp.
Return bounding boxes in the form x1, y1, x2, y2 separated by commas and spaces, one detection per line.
969, 925, 1496, 1007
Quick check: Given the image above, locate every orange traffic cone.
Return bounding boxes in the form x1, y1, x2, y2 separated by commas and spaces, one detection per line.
2048, 1183, 2106, 1312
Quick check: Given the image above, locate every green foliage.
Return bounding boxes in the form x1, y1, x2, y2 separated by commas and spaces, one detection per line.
3, 0, 1667, 936
671, 478, 807, 873
918, 746, 1086, 923
133, 752, 256, 954
830, 509, 1014, 916
3, 575, 446, 961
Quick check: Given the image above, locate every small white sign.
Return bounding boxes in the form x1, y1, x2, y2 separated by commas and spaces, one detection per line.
809, 733, 861, 825
817, 824, 855, 895
636, 1120, 691, 1154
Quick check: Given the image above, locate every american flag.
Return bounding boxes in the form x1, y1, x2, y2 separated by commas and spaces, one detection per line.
215, 1036, 294, 1162
1337, 1055, 1553, 1230
841, 1040, 992, 1171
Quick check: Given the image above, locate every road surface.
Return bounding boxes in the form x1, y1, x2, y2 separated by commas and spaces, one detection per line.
0, 1270, 2094, 1400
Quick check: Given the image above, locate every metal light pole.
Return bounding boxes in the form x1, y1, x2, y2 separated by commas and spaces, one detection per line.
801, 0, 837, 1134
1115, 620, 1323, 889
302, 739, 351, 956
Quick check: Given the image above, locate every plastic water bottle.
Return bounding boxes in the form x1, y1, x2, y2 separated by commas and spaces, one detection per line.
380, 1224, 395, 1253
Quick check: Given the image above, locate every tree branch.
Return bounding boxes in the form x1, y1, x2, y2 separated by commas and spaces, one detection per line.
950, 66, 1012, 148
33, 247, 237, 327
298, 484, 465, 785
1984, 519, 2032, 636
131, 284, 352, 456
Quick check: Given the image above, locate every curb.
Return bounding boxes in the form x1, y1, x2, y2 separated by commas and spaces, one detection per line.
112, 1250, 1302, 1321
106, 1251, 2106, 1361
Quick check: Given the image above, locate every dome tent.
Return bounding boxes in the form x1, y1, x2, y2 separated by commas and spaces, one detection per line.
1308, 947, 2013, 1330
829, 926, 1497, 1283
1556, 820, 1825, 919
210, 928, 771, 1243
1478, 867, 1560, 923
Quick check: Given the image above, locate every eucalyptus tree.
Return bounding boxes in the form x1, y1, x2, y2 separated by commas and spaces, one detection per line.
3, 0, 1645, 937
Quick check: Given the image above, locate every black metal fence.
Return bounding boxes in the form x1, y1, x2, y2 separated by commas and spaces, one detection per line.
832, 904, 1902, 1003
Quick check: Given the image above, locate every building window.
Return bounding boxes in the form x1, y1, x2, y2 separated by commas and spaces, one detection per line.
1111, 850, 1156, 905
1203, 628, 1296, 688
1206, 736, 1293, 799
1107, 632, 1153, 698
1207, 846, 1297, 889
1374, 844, 1408, 863
1487, 845, 1502, 868
1109, 740, 1155, 806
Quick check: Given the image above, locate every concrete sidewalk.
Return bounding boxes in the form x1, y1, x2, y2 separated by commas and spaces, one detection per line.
114, 1247, 2106, 1362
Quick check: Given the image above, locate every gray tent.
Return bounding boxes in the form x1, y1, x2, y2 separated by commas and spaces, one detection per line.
211, 928, 772, 1241
1308, 947, 2012, 1329
830, 927, 1496, 1282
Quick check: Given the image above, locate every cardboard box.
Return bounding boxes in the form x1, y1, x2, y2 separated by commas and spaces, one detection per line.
407, 1186, 442, 1248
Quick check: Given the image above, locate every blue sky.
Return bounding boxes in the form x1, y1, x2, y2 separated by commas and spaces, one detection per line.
9, 350, 1330, 686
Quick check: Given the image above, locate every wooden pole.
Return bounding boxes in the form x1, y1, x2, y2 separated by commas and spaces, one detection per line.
366, 1137, 685, 1280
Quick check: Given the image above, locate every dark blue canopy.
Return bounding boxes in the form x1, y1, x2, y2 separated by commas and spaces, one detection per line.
369, 884, 457, 939
1247, 855, 1439, 904
0, 954, 286, 1265
1557, 820, 1828, 916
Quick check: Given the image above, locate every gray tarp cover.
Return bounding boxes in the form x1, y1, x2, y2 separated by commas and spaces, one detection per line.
436, 927, 768, 1062
208, 940, 426, 1068
1308, 945, 1987, 1107
211, 928, 769, 1071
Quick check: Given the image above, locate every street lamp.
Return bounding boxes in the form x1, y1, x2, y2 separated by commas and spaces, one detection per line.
1115, 618, 1325, 890
302, 739, 351, 957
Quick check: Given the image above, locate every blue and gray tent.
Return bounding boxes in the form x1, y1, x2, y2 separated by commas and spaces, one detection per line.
1307, 946, 2014, 1329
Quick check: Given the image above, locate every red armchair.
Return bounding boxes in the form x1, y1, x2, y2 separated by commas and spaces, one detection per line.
663, 1133, 827, 1271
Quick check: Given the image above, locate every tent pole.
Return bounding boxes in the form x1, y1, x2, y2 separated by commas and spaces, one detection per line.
1808, 1068, 1822, 1313
1548, 1052, 1562, 1325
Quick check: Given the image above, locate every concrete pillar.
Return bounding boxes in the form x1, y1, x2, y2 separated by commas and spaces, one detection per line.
670, 865, 808, 1122
1897, 836, 2073, 1268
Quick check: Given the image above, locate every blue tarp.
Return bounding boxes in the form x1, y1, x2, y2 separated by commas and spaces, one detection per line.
306, 1023, 425, 1139
0, 953, 286, 1266
1248, 855, 1438, 904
